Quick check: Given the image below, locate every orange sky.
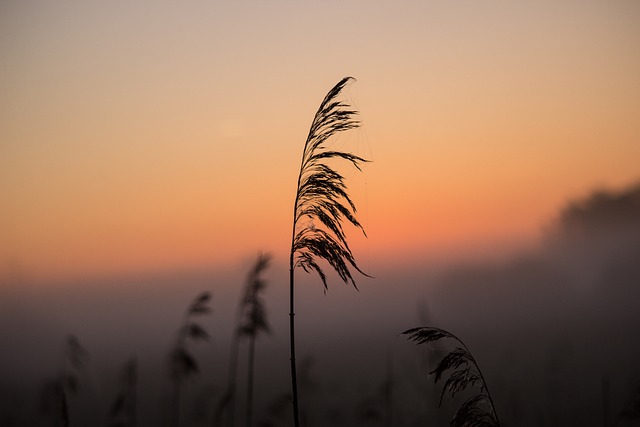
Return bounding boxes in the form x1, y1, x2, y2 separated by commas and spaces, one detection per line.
2, 1, 640, 282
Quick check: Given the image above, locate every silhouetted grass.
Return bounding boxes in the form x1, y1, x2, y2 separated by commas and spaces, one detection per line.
220, 253, 271, 427
238, 253, 271, 427
288, 76, 370, 427
169, 292, 212, 427
403, 327, 500, 427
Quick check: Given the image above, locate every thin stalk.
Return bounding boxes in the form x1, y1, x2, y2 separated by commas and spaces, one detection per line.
60, 381, 69, 427
224, 332, 240, 427
246, 334, 256, 427
289, 138, 307, 427
171, 293, 210, 427
223, 291, 245, 427
288, 257, 300, 427
171, 312, 189, 427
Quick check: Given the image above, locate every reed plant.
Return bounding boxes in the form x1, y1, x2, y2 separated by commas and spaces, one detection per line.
238, 253, 271, 427
288, 76, 370, 427
219, 254, 271, 427
169, 292, 211, 427
403, 327, 500, 427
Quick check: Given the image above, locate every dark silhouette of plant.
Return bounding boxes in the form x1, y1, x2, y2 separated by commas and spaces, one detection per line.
169, 292, 212, 427
107, 357, 137, 427
238, 253, 271, 427
221, 290, 244, 427
402, 327, 500, 427
220, 253, 271, 427
288, 76, 370, 427
40, 335, 89, 427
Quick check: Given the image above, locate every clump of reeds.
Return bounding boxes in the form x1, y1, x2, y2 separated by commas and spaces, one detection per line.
403, 327, 500, 427
169, 292, 212, 427
288, 76, 370, 427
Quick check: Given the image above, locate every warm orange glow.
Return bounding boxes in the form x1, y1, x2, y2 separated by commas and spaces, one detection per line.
2, 1, 639, 283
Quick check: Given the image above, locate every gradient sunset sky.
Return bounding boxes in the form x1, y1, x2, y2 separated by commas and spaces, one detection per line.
2, 1, 639, 282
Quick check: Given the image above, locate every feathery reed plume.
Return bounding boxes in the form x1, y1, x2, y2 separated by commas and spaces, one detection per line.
402, 327, 500, 427
40, 335, 89, 427
169, 292, 212, 427
288, 76, 370, 427
107, 357, 137, 427
239, 253, 271, 427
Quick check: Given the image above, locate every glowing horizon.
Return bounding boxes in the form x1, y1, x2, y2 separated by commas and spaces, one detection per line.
2, 1, 639, 283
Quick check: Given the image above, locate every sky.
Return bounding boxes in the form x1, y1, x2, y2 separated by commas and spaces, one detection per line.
2, 1, 640, 283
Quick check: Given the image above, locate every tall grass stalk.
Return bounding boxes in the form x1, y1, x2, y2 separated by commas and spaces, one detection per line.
220, 254, 270, 427
239, 253, 271, 427
289, 76, 370, 427
222, 292, 244, 427
169, 292, 211, 427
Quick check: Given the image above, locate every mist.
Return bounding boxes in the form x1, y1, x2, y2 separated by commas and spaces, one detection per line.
1, 183, 640, 426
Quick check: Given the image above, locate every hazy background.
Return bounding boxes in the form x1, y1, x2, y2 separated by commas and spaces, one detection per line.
1, 1, 640, 426
2, 183, 639, 426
